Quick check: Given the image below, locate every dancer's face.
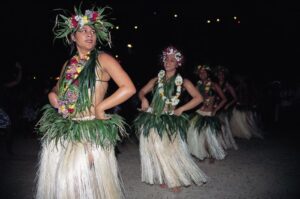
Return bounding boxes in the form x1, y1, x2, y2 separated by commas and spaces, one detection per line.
72, 25, 97, 52
163, 54, 178, 72
199, 69, 208, 81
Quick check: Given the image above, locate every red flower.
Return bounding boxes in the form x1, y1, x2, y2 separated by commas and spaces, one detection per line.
70, 57, 78, 65
68, 108, 74, 114
66, 73, 72, 80
91, 12, 99, 22
71, 16, 78, 28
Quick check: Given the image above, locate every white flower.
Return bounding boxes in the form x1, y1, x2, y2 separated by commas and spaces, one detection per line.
75, 15, 81, 21
175, 52, 182, 61
175, 75, 183, 86
165, 100, 171, 105
158, 70, 165, 79
85, 10, 93, 18
171, 98, 180, 106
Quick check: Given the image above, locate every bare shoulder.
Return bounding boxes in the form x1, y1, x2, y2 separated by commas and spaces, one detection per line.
97, 52, 119, 68
183, 78, 193, 86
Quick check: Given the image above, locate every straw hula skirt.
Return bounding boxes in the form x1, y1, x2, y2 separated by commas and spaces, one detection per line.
187, 110, 227, 160
134, 111, 207, 188
35, 106, 126, 199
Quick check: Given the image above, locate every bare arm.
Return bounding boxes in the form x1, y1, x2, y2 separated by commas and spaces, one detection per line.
95, 53, 136, 119
225, 82, 237, 109
174, 79, 203, 116
138, 77, 157, 110
213, 83, 227, 115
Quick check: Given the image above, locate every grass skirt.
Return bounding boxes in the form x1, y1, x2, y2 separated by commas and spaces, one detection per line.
187, 111, 226, 160
36, 116, 124, 199
217, 111, 238, 150
230, 108, 264, 139
139, 129, 207, 188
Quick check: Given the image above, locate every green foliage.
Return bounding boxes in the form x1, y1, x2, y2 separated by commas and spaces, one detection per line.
190, 113, 222, 135
36, 105, 127, 148
133, 112, 189, 141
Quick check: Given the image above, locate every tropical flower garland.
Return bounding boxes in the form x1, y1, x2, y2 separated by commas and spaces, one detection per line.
162, 46, 184, 66
53, 6, 113, 45
197, 79, 214, 106
157, 70, 183, 106
58, 54, 89, 118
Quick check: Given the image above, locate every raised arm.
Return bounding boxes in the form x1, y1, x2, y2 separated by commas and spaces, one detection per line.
95, 53, 136, 119
174, 79, 203, 116
138, 77, 157, 111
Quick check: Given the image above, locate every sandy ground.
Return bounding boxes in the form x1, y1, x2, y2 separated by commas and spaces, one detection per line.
0, 129, 299, 199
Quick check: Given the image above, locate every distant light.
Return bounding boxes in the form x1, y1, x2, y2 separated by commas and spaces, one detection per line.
134, 25, 138, 30
115, 55, 119, 58
174, 14, 178, 18
233, 16, 237, 20
216, 18, 220, 22
55, 77, 60, 80
116, 26, 119, 30
127, 44, 133, 48
33, 76, 36, 80
237, 20, 241, 24
207, 20, 211, 24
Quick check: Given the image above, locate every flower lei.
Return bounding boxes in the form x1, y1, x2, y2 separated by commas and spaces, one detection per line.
197, 79, 213, 106
157, 70, 183, 106
58, 54, 89, 118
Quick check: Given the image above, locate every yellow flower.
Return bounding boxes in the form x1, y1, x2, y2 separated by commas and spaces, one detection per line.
59, 105, 66, 112
76, 67, 83, 73
83, 16, 89, 24
68, 104, 75, 109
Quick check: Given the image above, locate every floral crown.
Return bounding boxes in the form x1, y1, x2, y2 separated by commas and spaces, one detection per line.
196, 64, 211, 72
53, 6, 114, 46
162, 46, 184, 66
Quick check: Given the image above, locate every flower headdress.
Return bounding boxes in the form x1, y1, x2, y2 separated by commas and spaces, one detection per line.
162, 46, 184, 66
53, 5, 114, 46
195, 64, 212, 75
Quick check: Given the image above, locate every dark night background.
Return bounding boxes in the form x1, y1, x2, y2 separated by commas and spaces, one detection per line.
2, 0, 299, 85
1, 1, 300, 198
1, 0, 299, 125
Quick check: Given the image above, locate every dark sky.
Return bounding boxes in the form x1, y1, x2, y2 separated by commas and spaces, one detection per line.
2, 0, 299, 87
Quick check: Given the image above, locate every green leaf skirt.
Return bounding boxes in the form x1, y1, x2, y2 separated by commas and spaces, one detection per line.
36, 104, 127, 148
133, 111, 189, 141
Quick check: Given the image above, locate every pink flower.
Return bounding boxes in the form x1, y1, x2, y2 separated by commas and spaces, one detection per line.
66, 73, 72, 80
91, 12, 99, 21
71, 16, 78, 28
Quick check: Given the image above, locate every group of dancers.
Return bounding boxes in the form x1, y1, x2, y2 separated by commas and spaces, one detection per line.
34, 5, 263, 199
